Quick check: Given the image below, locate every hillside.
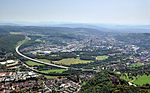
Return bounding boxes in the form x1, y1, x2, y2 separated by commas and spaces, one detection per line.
0, 35, 25, 53
80, 71, 150, 93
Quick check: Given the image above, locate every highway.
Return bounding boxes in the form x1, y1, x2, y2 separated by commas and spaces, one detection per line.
16, 42, 69, 69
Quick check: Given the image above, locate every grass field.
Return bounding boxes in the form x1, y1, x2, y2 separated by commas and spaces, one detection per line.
129, 63, 144, 67
36, 59, 51, 63
40, 69, 67, 73
53, 58, 92, 65
26, 61, 44, 66
133, 75, 150, 86
97, 55, 109, 60
120, 73, 150, 86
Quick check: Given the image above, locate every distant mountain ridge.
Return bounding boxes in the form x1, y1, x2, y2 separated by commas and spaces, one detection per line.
0, 25, 103, 35
0, 22, 150, 33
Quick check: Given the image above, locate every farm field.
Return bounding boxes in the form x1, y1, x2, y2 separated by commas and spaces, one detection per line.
26, 61, 44, 66
97, 55, 109, 60
53, 58, 92, 65
40, 69, 67, 73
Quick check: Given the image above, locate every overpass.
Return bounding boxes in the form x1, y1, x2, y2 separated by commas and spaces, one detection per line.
16, 39, 69, 69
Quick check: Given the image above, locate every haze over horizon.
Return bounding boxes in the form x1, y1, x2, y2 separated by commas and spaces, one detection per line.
0, 0, 150, 25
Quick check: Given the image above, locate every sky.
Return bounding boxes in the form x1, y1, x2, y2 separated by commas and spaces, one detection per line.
0, 0, 150, 25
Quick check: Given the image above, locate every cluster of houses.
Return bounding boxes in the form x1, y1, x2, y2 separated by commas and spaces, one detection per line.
21, 34, 142, 57
0, 60, 20, 69
0, 79, 47, 93
20, 35, 110, 54
79, 73, 94, 81
0, 71, 38, 82
0, 71, 50, 92
45, 77, 81, 93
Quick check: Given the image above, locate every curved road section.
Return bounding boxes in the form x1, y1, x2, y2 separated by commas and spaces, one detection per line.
16, 45, 68, 69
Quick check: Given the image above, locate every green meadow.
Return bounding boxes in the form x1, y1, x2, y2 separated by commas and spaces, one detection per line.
40, 69, 67, 73
53, 58, 92, 65
26, 61, 44, 66
97, 55, 109, 60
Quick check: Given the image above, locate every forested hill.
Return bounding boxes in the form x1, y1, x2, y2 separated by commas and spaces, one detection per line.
0, 35, 25, 53
79, 70, 150, 93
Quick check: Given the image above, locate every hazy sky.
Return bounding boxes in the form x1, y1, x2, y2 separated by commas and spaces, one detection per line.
0, 0, 150, 25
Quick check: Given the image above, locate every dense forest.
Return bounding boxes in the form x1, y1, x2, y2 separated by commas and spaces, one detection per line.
0, 35, 25, 52
80, 70, 150, 93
